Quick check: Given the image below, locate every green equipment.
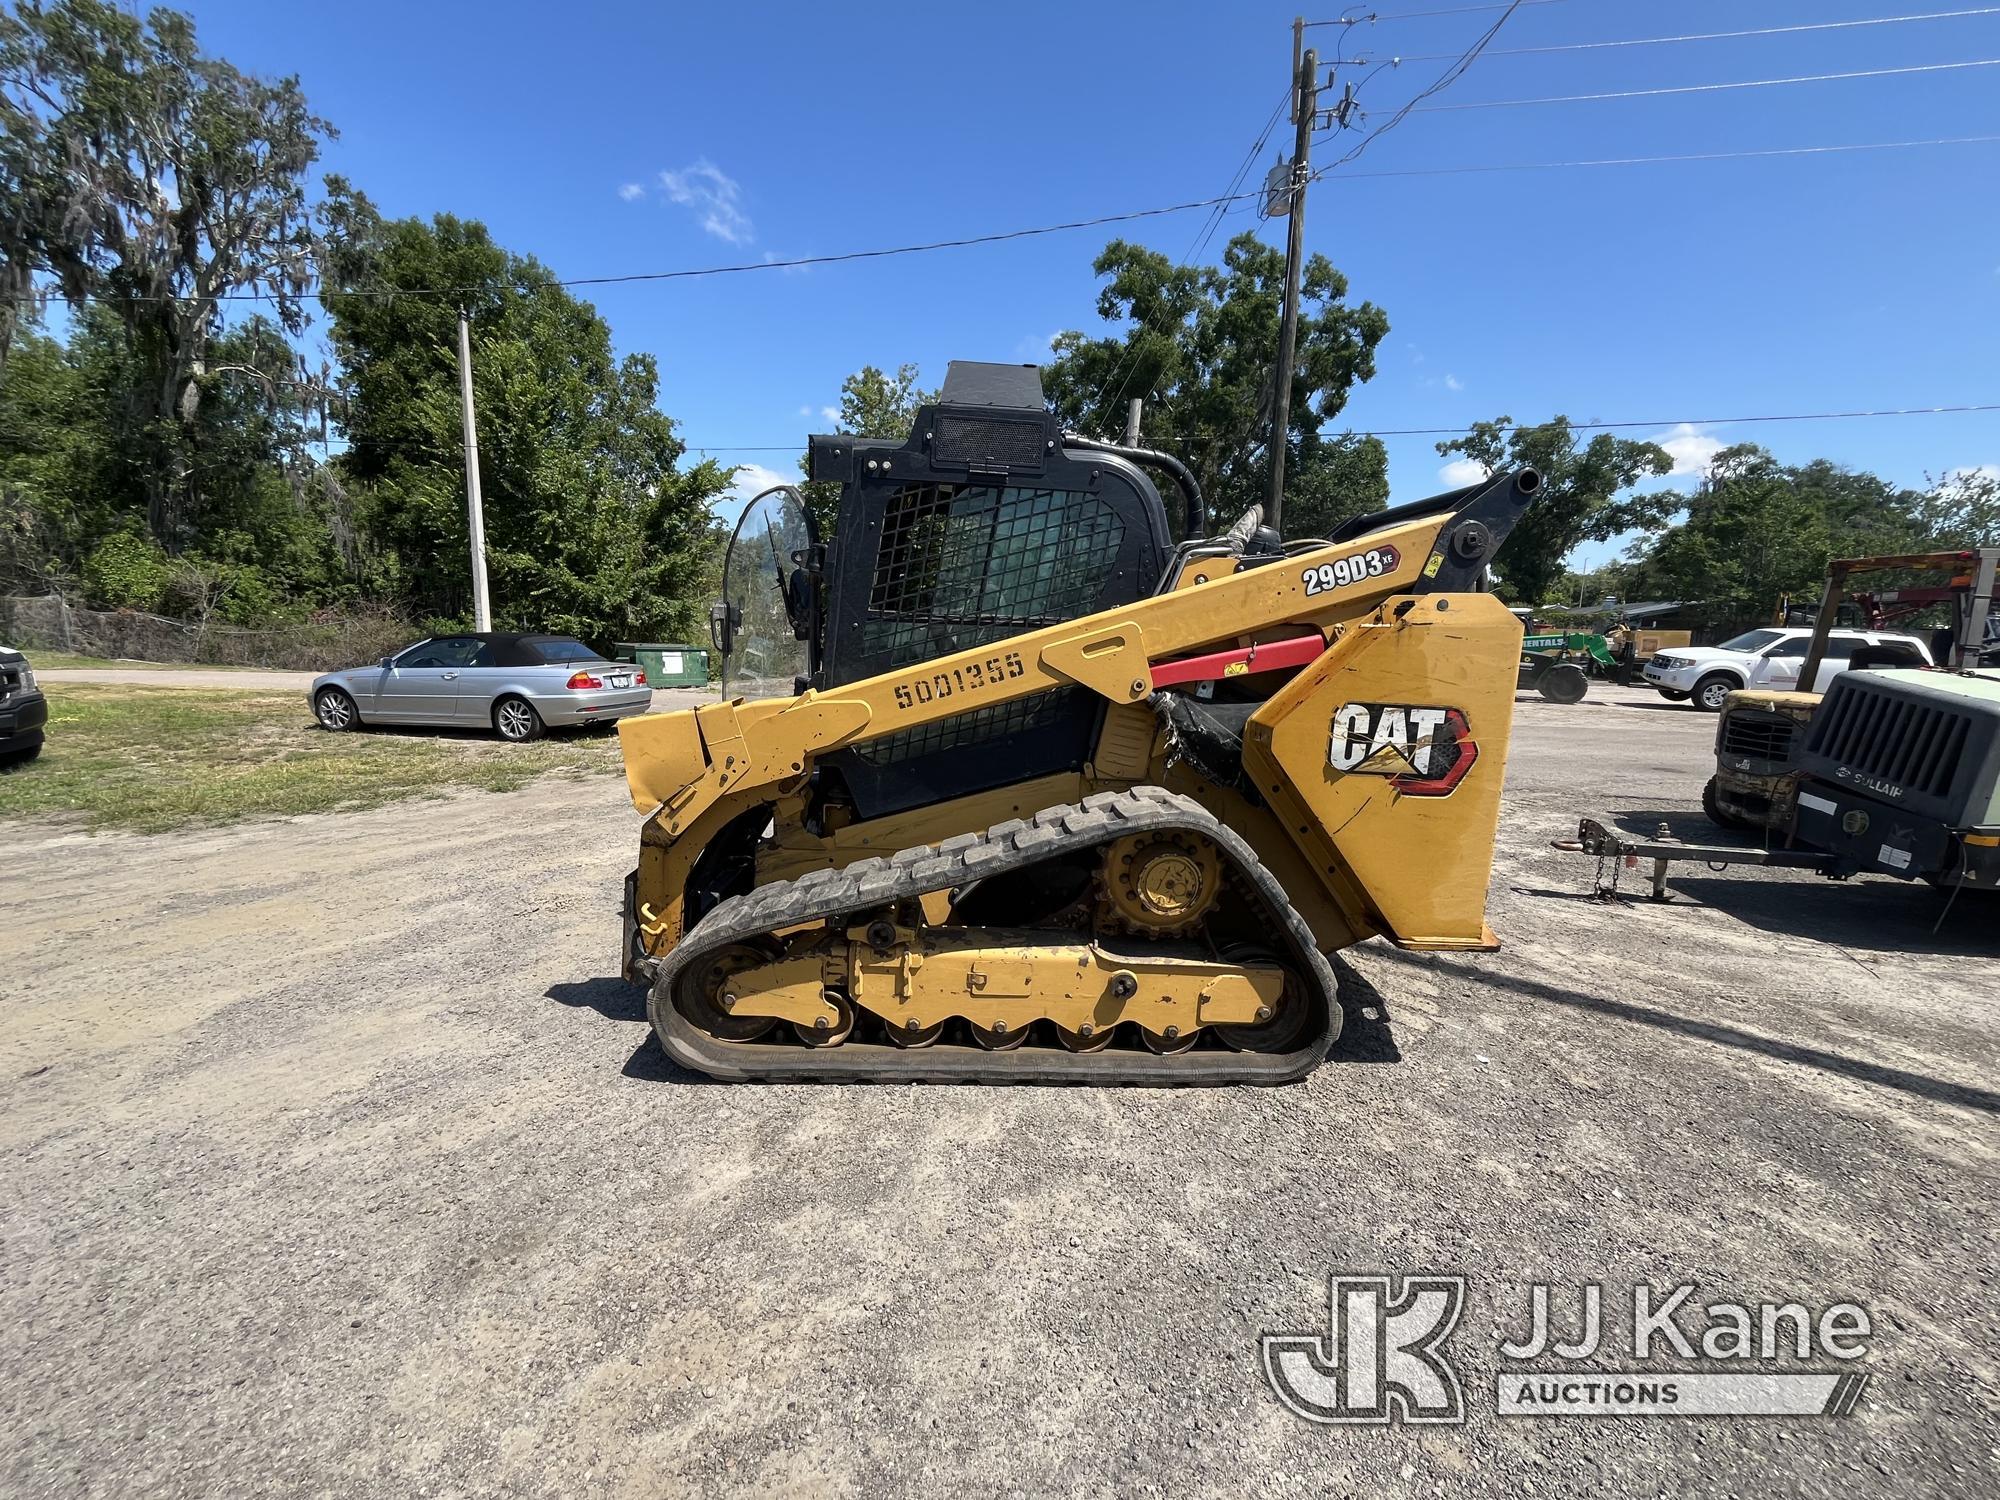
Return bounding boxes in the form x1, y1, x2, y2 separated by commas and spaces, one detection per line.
1518, 631, 1613, 704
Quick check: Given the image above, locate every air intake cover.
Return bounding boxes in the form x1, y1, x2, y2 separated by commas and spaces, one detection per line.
1796, 670, 2000, 826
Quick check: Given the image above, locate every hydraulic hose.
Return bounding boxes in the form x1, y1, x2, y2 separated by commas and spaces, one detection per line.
1062, 432, 1207, 539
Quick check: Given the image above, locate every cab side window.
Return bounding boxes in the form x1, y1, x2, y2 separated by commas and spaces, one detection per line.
1763, 638, 1809, 658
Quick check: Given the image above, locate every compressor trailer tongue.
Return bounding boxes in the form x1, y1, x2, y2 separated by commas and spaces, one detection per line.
615, 360, 1541, 1084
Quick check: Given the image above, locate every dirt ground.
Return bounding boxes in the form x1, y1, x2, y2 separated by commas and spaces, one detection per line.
3, 683, 1995, 1498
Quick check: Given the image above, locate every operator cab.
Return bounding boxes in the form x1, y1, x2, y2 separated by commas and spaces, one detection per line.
709, 360, 1177, 820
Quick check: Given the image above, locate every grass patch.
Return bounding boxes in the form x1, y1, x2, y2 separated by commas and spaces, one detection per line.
0, 684, 626, 833
20, 652, 217, 671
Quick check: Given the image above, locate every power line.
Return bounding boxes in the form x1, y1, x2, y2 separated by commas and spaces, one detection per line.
1305, 0, 1568, 24
1376, 7, 2000, 64
1082, 86, 1291, 427
684, 402, 2000, 455
1409, 56, 2000, 112
1311, 132, 2000, 185
19, 131, 2000, 316
6, 190, 1272, 306
1318, 0, 1525, 172
1333, 403, 2000, 438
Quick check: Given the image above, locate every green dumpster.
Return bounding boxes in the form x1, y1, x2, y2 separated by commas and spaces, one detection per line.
614, 642, 710, 688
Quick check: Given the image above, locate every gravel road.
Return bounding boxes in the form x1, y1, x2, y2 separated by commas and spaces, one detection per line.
4, 683, 1995, 1498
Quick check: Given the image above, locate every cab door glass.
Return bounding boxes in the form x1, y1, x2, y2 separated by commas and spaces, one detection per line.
720, 486, 815, 699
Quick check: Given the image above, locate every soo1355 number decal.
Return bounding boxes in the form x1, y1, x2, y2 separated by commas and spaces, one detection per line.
1301, 544, 1398, 596
892, 651, 1026, 711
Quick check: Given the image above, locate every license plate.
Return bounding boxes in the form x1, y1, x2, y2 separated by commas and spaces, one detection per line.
608, 673, 631, 689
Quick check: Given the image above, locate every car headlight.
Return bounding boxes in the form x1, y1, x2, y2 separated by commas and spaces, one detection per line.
20, 666, 35, 690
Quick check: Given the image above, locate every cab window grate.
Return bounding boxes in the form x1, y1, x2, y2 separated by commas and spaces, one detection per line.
867, 482, 1124, 668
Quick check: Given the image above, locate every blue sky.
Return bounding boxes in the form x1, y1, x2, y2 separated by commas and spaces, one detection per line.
178, 0, 1999, 567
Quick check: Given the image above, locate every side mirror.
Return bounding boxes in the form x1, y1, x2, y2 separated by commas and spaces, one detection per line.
379, 655, 394, 668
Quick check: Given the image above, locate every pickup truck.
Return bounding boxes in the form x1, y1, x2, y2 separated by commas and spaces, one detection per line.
0, 645, 48, 765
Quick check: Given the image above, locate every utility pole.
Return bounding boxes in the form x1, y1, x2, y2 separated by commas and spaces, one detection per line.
1124, 397, 1143, 446
456, 307, 493, 632
1266, 24, 1317, 535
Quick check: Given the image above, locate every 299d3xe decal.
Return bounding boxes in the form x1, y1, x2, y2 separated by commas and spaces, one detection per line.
1301, 545, 1399, 597
1329, 703, 1479, 796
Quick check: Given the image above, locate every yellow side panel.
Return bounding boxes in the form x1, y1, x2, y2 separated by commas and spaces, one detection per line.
1243, 593, 1521, 949
618, 707, 707, 812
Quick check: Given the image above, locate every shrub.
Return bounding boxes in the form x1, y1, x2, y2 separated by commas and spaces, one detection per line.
82, 532, 173, 611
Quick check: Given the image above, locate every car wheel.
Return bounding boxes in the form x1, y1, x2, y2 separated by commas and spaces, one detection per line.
494, 696, 544, 743
1657, 689, 1690, 702
1, 742, 41, 769
1536, 662, 1589, 704
1693, 673, 1738, 712
315, 687, 360, 732
1702, 776, 1746, 830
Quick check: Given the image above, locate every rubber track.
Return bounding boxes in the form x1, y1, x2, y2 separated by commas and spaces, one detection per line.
647, 785, 1341, 1085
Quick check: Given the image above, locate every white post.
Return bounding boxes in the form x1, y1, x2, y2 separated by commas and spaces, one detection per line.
456, 308, 493, 632
1124, 397, 1143, 447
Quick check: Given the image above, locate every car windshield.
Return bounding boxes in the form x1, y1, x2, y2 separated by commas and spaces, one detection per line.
529, 637, 604, 664
1717, 629, 1784, 653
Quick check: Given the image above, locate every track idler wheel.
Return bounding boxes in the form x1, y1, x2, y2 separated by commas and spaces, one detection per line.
882, 1017, 947, 1048
676, 941, 781, 1043
1138, 1024, 1199, 1055
967, 1019, 1029, 1051
1213, 948, 1313, 1054
794, 989, 855, 1048
1054, 1022, 1115, 1053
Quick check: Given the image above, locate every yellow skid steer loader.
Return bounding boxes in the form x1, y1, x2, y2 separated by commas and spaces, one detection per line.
616, 361, 1537, 1083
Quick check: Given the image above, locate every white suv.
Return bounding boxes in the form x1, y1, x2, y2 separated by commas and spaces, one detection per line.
1643, 627, 1932, 711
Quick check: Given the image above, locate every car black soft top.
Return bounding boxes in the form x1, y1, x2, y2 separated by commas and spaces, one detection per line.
459, 633, 604, 668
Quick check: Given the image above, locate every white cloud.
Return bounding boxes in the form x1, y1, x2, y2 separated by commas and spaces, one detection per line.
819, 406, 840, 424
1014, 330, 1061, 359
797, 404, 814, 417
659, 160, 753, 244
1444, 374, 1464, 392
711, 461, 792, 519
1438, 457, 1489, 488
617, 182, 645, 202
1649, 422, 1724, 487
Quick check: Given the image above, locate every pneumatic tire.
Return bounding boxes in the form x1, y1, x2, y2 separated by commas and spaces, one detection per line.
315, 687, 360, 732
1536, 662, 1589, 704
1693, 674, 1737, 713
1702, 776, 1747, 830
493, 695, 545, 743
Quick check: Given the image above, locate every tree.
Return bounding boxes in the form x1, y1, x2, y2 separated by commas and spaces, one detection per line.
794, 362, 935, 538
1043, 233, 1391, 538
318, 185, 729, 642
0, 1, 333, 545
1914, 467, 2000, 549
0, 300, 350, 616
1435, 418, 1673, 604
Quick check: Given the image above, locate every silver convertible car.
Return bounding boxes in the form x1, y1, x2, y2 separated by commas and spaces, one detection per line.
310, 633, 652, 741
